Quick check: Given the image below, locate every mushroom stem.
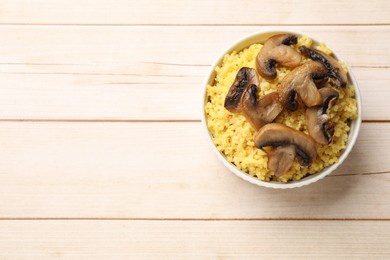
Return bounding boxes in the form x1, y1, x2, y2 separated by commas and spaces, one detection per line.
268, 145, 296, 177
254, 123, 317, 176
306, 87, 339, 144
278, 61, 329, 111
241, 85, 283, 130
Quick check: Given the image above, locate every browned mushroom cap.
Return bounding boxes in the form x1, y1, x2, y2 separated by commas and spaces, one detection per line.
256, 34, 302, 80
299, 46, 347, 88
224, 67, 259, 113
278, 61, 328, 111
254, 123, 317, 168
267, 145, 296, 177
306, 87, 339, 144
240, 84, 283, 130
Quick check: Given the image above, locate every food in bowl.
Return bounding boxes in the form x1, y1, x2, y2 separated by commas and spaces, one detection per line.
204, 33, 358, 183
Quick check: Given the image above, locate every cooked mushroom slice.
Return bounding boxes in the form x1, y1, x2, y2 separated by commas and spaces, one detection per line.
224, 67, 259, 113
267, 145, 296, 177
299, 46, 347, 88
318, 87, 339, 114
256, 34, 302, 80
306, 87, 339, 144
278, 61, 328, 111
241, 84, 283, 130
254, 123, 317, 175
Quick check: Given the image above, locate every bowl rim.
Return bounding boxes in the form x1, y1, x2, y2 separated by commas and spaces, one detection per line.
201, 28, 362, 189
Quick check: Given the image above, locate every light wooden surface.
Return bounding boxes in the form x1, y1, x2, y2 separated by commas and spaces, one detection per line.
0, 221, 389, 259
0, 1, 389, 258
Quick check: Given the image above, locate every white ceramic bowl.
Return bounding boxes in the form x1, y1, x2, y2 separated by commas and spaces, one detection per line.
201, 29, 362, 189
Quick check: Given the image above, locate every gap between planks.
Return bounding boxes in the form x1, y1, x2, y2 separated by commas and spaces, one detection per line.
0, 218, 389, 221
0, 23, 389, 27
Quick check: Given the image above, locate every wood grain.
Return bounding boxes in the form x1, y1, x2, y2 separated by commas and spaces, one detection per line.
0, 26, 388, 120
0, 220, 388, 259
0, 0, 389, 25
0, 26, 388, 68
0, 122, 388, 219
0, 67, 385, 121
0, 0, 388, 258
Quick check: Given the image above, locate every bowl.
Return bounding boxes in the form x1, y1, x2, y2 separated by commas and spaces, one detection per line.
201, 29, 362, 189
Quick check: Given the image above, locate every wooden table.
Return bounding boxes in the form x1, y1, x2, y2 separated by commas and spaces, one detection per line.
0, 1, 389, 258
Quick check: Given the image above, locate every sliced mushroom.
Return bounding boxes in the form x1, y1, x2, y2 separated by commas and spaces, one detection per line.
256, 34, 302, 80
299, 46, 347, 88
306, 87, 339, 144
278, 61, 328, 111
224, 67, 259, 113
267, 145, 296, 177
254, 123, 317, 176
240, 84, 283, 130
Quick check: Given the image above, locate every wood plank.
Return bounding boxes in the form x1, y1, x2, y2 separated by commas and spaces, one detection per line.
0, 220, 389, 259
0, 67, 386, 121
0, 122, 388, 219
0, 26, 388, 120
0, 26, 388, 68
0, 0, 389, 25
